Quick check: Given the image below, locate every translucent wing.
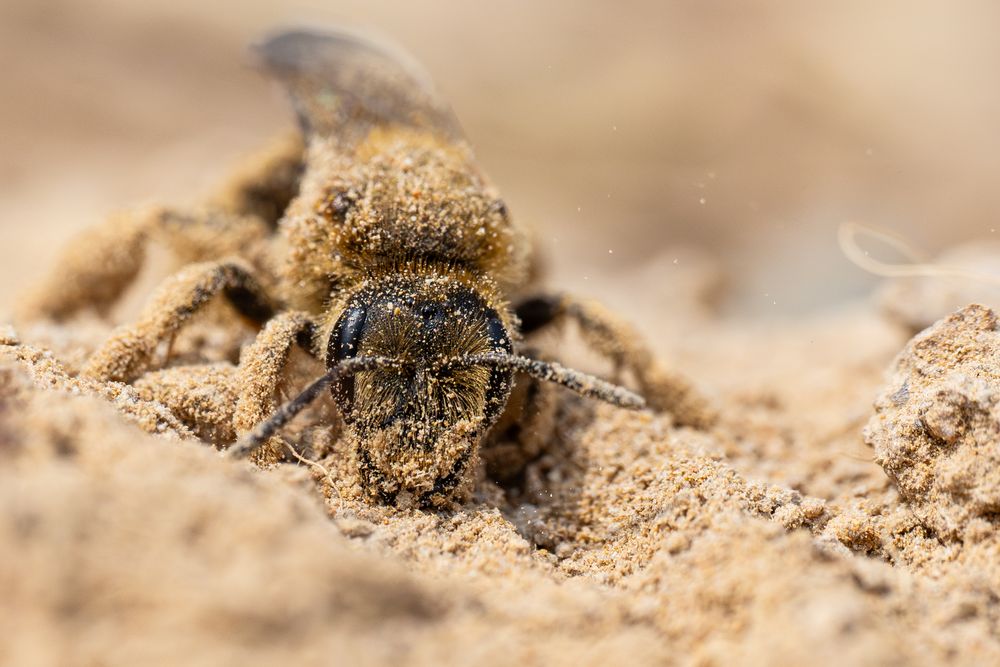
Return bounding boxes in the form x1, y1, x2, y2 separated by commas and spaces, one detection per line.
255, 29, 464, 147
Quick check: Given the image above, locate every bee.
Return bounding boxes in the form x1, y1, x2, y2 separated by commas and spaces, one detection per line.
20, 29, 711, 507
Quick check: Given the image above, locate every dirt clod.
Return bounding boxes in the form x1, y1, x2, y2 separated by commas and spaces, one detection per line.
866, 304, 1000, 540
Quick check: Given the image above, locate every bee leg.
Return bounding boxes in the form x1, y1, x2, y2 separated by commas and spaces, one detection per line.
514, 294, 716, 428
130, 311, 318, 465
482, 361, 560, 484
82, 260, 275, 384
209, 131, 305, 226
231, 310, 320, 465
17, 205, 277, 323
17, 135, 301, 323
17, 207, 154, 321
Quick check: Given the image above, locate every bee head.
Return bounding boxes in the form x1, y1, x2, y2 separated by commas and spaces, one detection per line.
234, 274, 644, 508
328, 273, 514, 506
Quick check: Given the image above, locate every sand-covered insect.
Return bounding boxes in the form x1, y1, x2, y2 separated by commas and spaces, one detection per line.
19, 29, 712, 507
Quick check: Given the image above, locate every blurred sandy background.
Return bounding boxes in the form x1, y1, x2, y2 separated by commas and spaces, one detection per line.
2, 0, 999, 317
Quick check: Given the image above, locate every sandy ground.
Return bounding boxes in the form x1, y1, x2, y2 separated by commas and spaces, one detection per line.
8, 253, 1000, 666
4, 3, 1000, 666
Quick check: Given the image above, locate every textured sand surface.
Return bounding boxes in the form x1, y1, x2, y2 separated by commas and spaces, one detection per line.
5, 268, 1000, 665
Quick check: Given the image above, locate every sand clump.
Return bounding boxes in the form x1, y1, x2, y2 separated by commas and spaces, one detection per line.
866, 304, 1000, 538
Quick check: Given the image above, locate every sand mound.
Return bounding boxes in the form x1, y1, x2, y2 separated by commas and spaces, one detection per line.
867, 304, 1000, 538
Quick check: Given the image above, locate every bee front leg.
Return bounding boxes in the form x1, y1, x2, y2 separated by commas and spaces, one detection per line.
483, 355, 561, 483
231, 310, 321, 465
514, 294, 716, 429
131, 311, 319, 465
82, 260, 275, 384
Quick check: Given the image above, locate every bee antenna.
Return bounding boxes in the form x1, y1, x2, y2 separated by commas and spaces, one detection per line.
446, 352, 645, 409
229, 355, 399, 458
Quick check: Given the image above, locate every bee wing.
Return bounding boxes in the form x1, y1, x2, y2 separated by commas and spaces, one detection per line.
255, 29, 464, 146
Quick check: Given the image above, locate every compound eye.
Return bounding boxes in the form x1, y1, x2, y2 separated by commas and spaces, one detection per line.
333, 305, 367, 360
329, 304, 367, 420
419, 302, 444, 326
485, 312, 512, 354
482, 312, 514, 427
